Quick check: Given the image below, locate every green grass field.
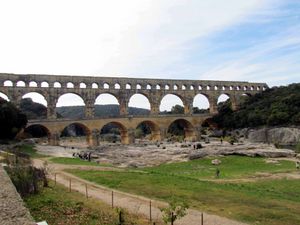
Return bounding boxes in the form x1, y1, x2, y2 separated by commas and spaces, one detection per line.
24, 181, 152, 225
18, 144, 48, 158
65, 156, 300, 225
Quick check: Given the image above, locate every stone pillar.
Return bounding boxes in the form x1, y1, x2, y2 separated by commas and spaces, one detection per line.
149, 93, 161, 115
160, 128, 168, 141
47, 93, 57, 119
88, 129, 99, 147
183, 98, 193, 115
48, 132, 60, 146
231, 95, 240, 111
151, 129, 161, 141
184, 127, 197, 142
208, 95, 218, 114
85, 103, 95, 119
120, 128, 135, 144
119, 98, 128, 116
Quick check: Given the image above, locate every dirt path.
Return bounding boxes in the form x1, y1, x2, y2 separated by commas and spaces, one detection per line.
33, 159, 247, 225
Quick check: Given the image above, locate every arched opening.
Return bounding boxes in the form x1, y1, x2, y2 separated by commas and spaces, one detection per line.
173, 84, 178, 90
146, 84, 151, 90
115, 83, 120, 89
16, 81, 26, 87
214, 85, 218, 90
167, 119, 195, 142
23, 124, 50, 144
156, 84, 161, 90
128, 94, 150, 115
100, 122, 129, 144
135, 120, 160, 142
193, 94, 210, 114
95, 93, 119, 117
206, 85, 211, 90
136, 84, 142, 89
92, 83, 99, 89
67, 82, 74, 88
3, 80, 13, 87
165, 84, 170, 90
56, 93, 85, 119
217, 94, 231, 112
198, 85, 202, 90
41, 81, 49, 88
190, 85, 194, 90
126, 83, 131, 89
21, 92, 47, 119
182, 85, 186, 90
80, 82, 86, 88
236, 86, 241, 91
29, 81, 38, 87
0, 92, 9, 101
104, 83, 110, 89
159, 94, 184, 114
54, 82, 61, 88
60, 123, 91, 148
240, 93, 251, 104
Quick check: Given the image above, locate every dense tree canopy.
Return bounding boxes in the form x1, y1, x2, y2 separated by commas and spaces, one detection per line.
212, 83, 300, 129
0, 98, 27, 139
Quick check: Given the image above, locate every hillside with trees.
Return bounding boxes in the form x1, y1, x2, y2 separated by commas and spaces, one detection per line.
212, 83, 300, 129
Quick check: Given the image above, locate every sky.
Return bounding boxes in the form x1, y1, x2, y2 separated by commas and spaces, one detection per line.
0, 0, 299, 110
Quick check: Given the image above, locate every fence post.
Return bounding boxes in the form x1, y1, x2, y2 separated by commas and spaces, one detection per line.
54, 173, 57, 186
69, 178, 71, 192
201, 212, 204, 225
149, 200, 152, 222
85, 183, 88, 199
112, 191, 114, 208
171, 212, 174, 225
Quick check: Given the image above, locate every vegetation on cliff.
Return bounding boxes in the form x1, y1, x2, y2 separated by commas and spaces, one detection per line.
212, 83, 300, 129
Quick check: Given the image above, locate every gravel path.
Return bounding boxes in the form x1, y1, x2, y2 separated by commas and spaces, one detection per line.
34, 159, 248, 225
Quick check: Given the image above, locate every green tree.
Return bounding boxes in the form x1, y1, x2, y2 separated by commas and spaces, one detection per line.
0, 98, 27, 139
160, 198, 189, 225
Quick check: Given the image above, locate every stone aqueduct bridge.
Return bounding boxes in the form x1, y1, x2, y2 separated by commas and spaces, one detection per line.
0, 73, 267, 146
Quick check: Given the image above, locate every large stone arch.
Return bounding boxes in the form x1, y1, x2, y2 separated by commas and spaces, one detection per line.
0, 92, 10, 101
128, 93, 151, 115
159, 93, 185, 113
135, 120, 161, 141
60, 122, 92, 147
193, 93, 210, 114
94, 92, 120, 117
23, 124, 51, 144
22, 92, 48, 107
100, 121, 132, 144
167, 118, 196, 141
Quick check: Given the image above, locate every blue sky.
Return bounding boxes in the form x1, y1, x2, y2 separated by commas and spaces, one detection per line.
0, 0, 299, 108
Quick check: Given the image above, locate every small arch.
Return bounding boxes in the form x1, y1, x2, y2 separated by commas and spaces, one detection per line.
135, 120, 160, 141
156, 84, 161, 90
222, 86, 226, 90
229, 86, 233, 90
29, 81, 38, 87
193, 94, 210, 114
173, 84, 178, 90
80, 82, 87, 88
257, 86, 261, 91
182, 85, 186, 90
136, 84, 142, 89
126, 83, 131, 89
159, 94, 184, 113
54, 82, 62, 88
115, 83, 121, 89
128, 94, 151, 114
92, 83, 99, 89
190, 85, 194, 90
67, 82, 74, 88
146, 84, 151, 90
100, 122, 128, 144
263, 86, 267, 91
206, 85, 211, 90
3, 80, 13, 87
165, 84, 170, 90
0, 92, 9, 101
104, 83, 110, 89
243, 86, 248, 91
167, 119, 195, 141
250, 86, 254, 91
214, 85, 218, 90
198, 85, 202, 90
17, 81, 26, 87
41, 81, 49, 88
236, 86, 241, 91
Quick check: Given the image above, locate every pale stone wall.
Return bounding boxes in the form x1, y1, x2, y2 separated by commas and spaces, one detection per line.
0, 165, 35, 225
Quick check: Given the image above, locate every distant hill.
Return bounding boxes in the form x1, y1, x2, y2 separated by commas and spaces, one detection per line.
20, 99, 150, 120
212, 83, 300, 129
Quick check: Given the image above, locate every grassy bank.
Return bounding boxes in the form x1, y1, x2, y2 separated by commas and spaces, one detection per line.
24, 181, 151, 225
66, 156, 300, 225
